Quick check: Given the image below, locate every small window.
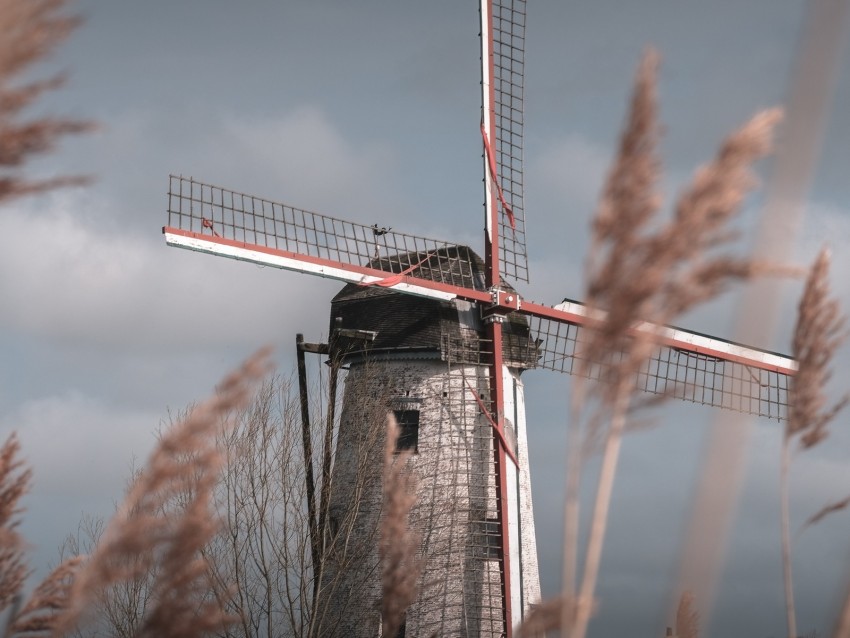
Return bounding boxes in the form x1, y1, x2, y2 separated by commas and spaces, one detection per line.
480, 518, 501, 560
393, 409, 419, 453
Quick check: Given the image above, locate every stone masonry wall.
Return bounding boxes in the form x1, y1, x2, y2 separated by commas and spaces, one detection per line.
314, 357, 539, 637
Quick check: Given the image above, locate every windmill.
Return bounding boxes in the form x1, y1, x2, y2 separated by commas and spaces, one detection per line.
162, 2, 796, 636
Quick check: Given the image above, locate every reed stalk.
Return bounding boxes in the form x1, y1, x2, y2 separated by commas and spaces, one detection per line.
553, 46, 781, 638
781, 249, 847, 638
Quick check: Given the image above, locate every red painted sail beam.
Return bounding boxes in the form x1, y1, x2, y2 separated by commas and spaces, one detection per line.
165, 227, 797, 378
520, 300, 797, 376
163, 226, 493, 303
480, 0, 516, 634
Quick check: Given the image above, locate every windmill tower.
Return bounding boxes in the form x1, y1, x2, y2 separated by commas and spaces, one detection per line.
162, 1, 796, 636
315, 245, 541, 637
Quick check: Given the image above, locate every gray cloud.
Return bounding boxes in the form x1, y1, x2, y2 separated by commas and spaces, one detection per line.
0, 201, 339, 351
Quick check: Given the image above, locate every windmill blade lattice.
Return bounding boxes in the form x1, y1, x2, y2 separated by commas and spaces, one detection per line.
164, 179, 796, 432
520, 312, 791, 421
167, 175, 471, 285
165, 172, 794, 423
490, 0, 528, 283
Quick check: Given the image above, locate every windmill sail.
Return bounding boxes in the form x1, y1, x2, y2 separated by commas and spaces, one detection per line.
163, 173, 796, 637
165, 174, 795, 423
522, 309, 792, 421
165, 175, 478, 299
489, 0, 529, 283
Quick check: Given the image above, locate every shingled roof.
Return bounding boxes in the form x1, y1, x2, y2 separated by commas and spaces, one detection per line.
329, 245, 538, 369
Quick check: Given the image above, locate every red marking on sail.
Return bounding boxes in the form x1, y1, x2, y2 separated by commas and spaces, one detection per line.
361, 250, 437, 288
201, 217, 220, 237
465, 379, 518, 466
480, 122, 516, 231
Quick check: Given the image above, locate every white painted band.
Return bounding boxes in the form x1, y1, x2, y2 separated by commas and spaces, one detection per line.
164, 232, 458, 302
554, 299, 797, 372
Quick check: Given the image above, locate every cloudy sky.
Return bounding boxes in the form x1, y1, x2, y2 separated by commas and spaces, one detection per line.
2, 1, 850, 636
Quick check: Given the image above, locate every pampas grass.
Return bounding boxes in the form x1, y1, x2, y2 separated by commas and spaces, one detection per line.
6, 557, 84, 637
12, 349, 272, 637
801, 495, 850, 530
559, 48, 782, 638
0, 0, 94, 633
0, 0, 92, 204
0, 436, 30, 616
516, 595, 580, 638
780, 250, 848, 638
0, 351, 270, 637
787, 250, 848, 449
675, 591, 700, 638
380, 414, 421, 638
0, 0, 87, 612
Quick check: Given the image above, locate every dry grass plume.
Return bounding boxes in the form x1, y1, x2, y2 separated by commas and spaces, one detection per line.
0, 0, 92, 204
561, 47, 782, 638
516, 595, 582, 638
0, 435, 31, 616
380, 413, 421, 638
778, 249, 847, 638
31, 349, 273, 637
6, 557, 84, 636
787, 249, 848, 448
675, 590, 700, 638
